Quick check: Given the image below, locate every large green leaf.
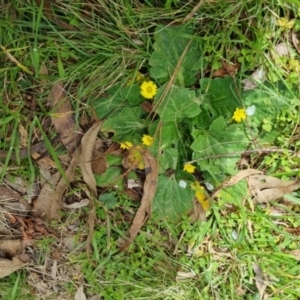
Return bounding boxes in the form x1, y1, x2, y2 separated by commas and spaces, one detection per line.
93, 83, 142, 119
242, 82, 293, 127
191, 116, 250, 180
94, 167, 123, 190
153, 175, 194, 221
149, 121, 180, 148
199, 77, 240, 119
102, 107, 147, 143
93, 83, 125, 119
154, 84, 201, 122
149, 25, 201, 86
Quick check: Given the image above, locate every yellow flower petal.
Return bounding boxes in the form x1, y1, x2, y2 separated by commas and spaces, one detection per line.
120, 141, 133, 149
183, 163, 196, 174
195, 190, 210, 211
191, 182, 210, 211
142, 135, 154, 146
232, 108, 246, 123
140, 81, 157, 99
277, 18, 295, 29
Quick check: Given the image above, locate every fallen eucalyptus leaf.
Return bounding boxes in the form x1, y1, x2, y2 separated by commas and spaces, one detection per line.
119, 151, 158, 251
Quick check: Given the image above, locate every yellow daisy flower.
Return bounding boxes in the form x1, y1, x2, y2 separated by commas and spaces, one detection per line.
140, 81, 157, 99
232, 108, 246, 123
183, 163, 196, 174
277, 18, 295, 29
142, 135, 154, 146
120, 141, 133, 149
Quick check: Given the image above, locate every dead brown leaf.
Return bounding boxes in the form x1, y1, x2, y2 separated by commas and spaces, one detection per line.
247, 174, 300, 204
0, 256, 26, 279
188, 198, 206, 222
119, 151, 158, 252
33, 152, 78, 221
290, 249, 300, 260
0, 239, 22, 257
74, 285, 87, 300
212, 61, 240, 77
223, 169, 263, 188
292, 31, 300, 55
79, 122, 102, 196
91, 152, 107, 175
18, 124, 28, 147
77, 122, 102, 258
242, 67, 266, 90
252, 262, 267, 300
47, 82, 83, 153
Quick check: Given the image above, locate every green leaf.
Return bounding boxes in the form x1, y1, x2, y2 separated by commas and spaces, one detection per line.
149, 120, 180, 148
199, 77, 240, 119
93, 83, 125, 119
94, 167, 124, 190
191, 116, 250, 180
192, 109, 213, 130
154, 84, 201, 122
242, 83, 292, 128
157, 148, 179, 173
153, 175, 194, 221
99, 193, 118, 209
149, 25, 201, 86
102, 107, 147, 143
123, 83, 143, 106
217, 180, 248, 206
148, 121, 180, 173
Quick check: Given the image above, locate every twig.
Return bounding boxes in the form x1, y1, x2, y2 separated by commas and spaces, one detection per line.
182, 0, 205, 24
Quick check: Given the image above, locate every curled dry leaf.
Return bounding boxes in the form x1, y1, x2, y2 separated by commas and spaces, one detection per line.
78, 122, 102, 258
33, 153, 78, 221
252, 262, 267, 300
273, 42, 290, 57
78, 122, 102, 197
223, 169, 263, 188
242, 67, 266, 91
188, 198, 206, 222
292, 31, 300, 55
119, 151, 158, 252
247, 174, 300, 204
217, 169, 300, 204
47, 81, 83, 153
18, 124, 28, 147
289, 249, 300, 261
62, 198, 90, 209
0, 239, 27, 278
0, 256, 26, 279
74, 285, 87, 300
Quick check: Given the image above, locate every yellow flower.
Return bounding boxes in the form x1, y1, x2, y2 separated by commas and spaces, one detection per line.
183, 163, 196, 174
120, 141, 133, 149
191, 182, 210, 211
142, 135, 153, 146
288, 59, 300, 72
232, 108, 246, 123
140, 81, 157, 99
277, 18, 295, 29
